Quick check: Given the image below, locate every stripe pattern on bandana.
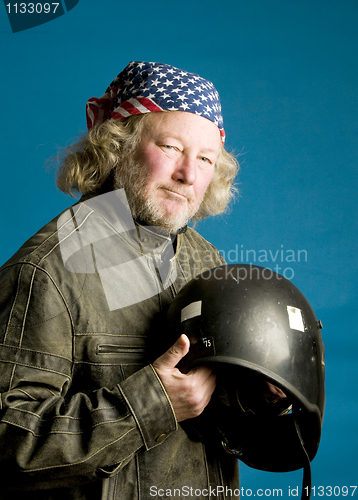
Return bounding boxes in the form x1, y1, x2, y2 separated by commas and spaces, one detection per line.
86, 61, 225, 143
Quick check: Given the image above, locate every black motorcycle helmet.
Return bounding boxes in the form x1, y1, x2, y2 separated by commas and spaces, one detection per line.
166, 264, 325, 498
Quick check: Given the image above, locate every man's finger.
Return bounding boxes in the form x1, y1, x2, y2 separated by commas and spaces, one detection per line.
153, 334, 190, 370
263, 381, 287, 399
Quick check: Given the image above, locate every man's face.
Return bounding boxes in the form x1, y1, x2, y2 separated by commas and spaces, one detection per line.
120, 111, 222, 233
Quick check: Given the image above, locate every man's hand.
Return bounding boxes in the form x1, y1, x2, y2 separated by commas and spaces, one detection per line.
263, 381, 287, 401
152, 334, 216, 422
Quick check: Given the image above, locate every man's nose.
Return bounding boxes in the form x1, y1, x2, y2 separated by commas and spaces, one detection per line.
172, 156, 197, 185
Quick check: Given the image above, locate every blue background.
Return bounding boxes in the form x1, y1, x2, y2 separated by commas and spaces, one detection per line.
1, 0, 357, 496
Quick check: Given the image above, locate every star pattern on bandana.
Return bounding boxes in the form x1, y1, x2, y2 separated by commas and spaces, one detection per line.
110, 62, 223, 129
86, 61, 225, 142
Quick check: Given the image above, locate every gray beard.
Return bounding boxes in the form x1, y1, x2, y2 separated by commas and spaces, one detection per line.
113, 156, 200, 234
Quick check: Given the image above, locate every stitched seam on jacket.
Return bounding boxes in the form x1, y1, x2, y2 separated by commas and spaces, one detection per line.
0, 358, 71, 378
117, 387, 146, 447
17, 426, 139, 473
25, 204, 86, 262
7, 405, 125, 420
149, 364, 177, 422
113, 467, 119, 500
0, 343, 72, 362
136, 453, 141, 500
16, 388, 37, 400
18, 266, 36, 348
0, 205, 86, 271
1, 263, 76, 329
39, 207, 94, 264
118, 366, 177, 449
8, 262, 35, 390
1, 416, 131, 435
4, 264, 24, 344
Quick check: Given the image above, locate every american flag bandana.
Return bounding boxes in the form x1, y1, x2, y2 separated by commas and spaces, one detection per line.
86, 61, 225, 143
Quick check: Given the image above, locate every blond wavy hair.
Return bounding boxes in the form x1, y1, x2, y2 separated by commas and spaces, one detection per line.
56, 113, 239, 221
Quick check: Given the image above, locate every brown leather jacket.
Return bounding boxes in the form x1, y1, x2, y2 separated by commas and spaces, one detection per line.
0, 192, 239, 499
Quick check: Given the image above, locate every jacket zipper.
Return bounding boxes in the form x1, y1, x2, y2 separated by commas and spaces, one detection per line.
97, 345, 147, 355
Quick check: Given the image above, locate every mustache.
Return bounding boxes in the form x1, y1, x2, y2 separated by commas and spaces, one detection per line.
157, 185, 194, 203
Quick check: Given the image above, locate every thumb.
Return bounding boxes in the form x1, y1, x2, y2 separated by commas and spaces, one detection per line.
153, 334, 190, 371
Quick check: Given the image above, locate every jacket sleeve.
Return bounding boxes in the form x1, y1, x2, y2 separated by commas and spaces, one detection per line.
0, 262, 177, 491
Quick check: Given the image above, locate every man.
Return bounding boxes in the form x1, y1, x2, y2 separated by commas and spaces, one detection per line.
0, 62, 239, 499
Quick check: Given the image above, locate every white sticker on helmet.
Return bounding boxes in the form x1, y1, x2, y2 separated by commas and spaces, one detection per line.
287, 306, 304, 332
181, 301, 202, 322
